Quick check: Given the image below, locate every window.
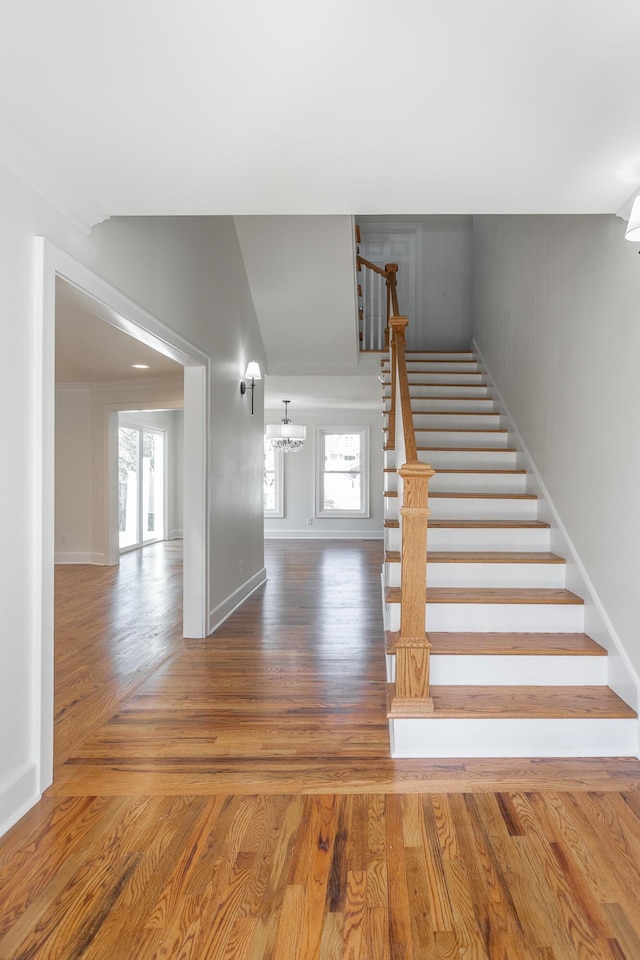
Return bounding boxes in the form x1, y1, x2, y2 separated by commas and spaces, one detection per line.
316, 427, 369, 518
118, 422, 166, 550
264, 437, 283, 517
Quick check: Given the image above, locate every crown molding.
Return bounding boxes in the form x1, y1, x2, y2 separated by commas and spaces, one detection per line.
0, 113, 108, 234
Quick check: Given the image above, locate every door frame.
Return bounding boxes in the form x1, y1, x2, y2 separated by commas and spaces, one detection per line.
35, 237, 210, 791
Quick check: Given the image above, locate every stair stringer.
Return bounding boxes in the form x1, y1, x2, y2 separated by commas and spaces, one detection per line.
473, 338, 640, 722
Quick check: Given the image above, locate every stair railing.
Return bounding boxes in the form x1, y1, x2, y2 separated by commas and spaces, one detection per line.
388, 316, 435, 716
356, 256, 399, 351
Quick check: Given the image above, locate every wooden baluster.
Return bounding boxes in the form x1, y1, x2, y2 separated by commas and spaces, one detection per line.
384, 263, 398, 348
387, 334, 396, 451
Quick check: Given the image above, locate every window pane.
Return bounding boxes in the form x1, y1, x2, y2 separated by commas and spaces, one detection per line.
264, 473, 276, 511
323, 472, 361, 511
142, 430, 164, 542
264, 437, 282, 516
324, 433, 360, 470
118, 427, 139, 549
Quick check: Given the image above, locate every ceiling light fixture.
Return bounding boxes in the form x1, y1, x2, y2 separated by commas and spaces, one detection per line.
131, 363, 151, 369
266, 400, 306, 453
625, 196, 640, 242
240, 361, 262, 415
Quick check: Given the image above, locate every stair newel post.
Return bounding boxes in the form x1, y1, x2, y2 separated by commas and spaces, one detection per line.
388, 315, 435, 716
390, 462, 435, 715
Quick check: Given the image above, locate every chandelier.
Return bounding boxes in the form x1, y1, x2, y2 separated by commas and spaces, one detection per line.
266, 400, 306, 453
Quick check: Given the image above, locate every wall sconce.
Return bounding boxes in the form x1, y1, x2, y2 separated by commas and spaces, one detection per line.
240, 361, 262, 415
625, 196, 640, 242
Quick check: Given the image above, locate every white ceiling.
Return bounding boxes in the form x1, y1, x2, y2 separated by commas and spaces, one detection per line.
55, 278, 184, 383
1, 1, 640, 221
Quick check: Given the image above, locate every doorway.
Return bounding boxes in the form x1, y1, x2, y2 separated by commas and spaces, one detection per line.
38, 238, 210, 792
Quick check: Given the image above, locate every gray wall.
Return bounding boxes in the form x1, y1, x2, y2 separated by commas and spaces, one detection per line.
473, 214, 640, 681
0, 159, 265, 835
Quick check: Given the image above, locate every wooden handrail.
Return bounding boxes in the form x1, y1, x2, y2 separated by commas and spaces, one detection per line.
387, 316, 435, 716
356, 255, 399, 350
356, 254, 388, 278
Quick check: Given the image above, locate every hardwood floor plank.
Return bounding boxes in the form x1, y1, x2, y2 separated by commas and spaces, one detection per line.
0, 540, 639, 959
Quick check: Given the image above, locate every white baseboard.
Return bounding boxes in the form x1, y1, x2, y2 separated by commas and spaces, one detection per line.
169, 530, 183, 540
208, 567, 267, 635
0, 761, 40, 839
473, 338, 640, 717
54, 552, 107, 565
265, 529, 384, 540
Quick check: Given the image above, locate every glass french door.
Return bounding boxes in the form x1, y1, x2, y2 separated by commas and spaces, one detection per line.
118, 424, 166, 550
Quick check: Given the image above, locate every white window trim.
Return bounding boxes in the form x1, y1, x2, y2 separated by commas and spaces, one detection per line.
264, 441, 284, 518
315, 425, 370, 519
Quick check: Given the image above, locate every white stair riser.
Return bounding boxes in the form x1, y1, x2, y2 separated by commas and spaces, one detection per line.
419, 450, 517, 469
430, 472, 527, 494
430, 498, 537, 520
385, 399, 497, 414
384, 384, 491, 398
384, 474, 396, 492
385, 653, 606, 686
389, 717, 639, 759
382, 352, 476, 362
386, 602, 583, 632
383, 373, 487, 385
385, 527, 551, 552
385, 562, 566, 589
427, 527, 550, 551
416, 430, 510, 448
381, 361, 481, 373
384, 499, 397, 520
409, 413, 503, 429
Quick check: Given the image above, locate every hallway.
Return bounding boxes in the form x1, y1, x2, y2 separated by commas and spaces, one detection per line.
1, 540, 640, 958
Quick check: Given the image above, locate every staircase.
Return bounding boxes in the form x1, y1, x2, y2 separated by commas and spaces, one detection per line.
381, 350, 638, 758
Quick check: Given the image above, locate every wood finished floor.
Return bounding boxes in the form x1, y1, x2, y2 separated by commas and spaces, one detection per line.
1, 539, 640, 958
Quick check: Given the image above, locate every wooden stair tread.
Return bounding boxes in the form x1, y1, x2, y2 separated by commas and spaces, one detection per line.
415, 428, 507, 434
385, 631, 606, 656
435, 469, 526, 475
411, 411, 501, 417
407, 395, 495, 401
385, 551, 564, 564
386, 684, 637, 719
385, 586, 583, 605
382, 380, 487, 386
430, 519, 549, 529
430, 492, 536, 500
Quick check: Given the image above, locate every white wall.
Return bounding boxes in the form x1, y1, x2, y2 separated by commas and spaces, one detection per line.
55, 386, 94, 560
264, 407, 384, 539
473, 214, 640, 681
55, 384, 185, 562
358, 215, 473, 350
0, 160, 266, 835
235, 215, 359, 375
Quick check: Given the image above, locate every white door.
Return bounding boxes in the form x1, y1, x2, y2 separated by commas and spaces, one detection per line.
358, 226, 421, 348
